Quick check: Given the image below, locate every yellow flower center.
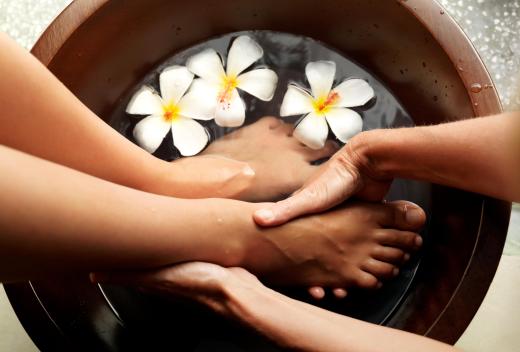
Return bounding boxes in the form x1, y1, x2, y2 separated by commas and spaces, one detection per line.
162, 102, 180, 122
218, 75, 238, 103
312, 91, 340, 115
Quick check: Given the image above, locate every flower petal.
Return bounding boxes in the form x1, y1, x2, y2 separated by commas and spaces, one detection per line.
215, 89, 246, 127
325, 108, 363, 143
159, 65, 194, 104
226, 35, 263, 77
306, 61, 336, 98
178, 79, 218, 120
132, 115, 171, 153
236, 68, 278, 101
280, 85, 314, 117
171, 117, 209, 156
186, 48, 225, 84
293, 113, 329, 150
126, 86, 164, 116
331, 79, 375, 108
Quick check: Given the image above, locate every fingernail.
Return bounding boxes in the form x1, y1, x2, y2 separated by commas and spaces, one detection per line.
405, 206, 424, 224
415, 236, 423, 247
255, 209, 274, 222
392, 268, 400, 277
376, 282, 383, 289
404, 253, 411, 262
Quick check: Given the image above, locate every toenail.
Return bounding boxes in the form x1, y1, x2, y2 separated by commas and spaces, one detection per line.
405, 207, 424, 224
404, 253, 411, 262
415, 236, 423, 247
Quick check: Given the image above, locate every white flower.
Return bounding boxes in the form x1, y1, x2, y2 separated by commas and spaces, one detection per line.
126, 65, 214, 156
186, 35, 278, 127
280, 61, 374, 149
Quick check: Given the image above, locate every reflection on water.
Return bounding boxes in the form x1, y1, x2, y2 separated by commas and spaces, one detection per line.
106, 31, 431, 351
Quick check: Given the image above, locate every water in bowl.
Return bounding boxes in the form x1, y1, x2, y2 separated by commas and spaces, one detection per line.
104, 30, 430, 351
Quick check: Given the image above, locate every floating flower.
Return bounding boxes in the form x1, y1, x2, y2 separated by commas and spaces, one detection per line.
126, 65, 214, 156
280, 61, 374, 149
186, 35, 278, 127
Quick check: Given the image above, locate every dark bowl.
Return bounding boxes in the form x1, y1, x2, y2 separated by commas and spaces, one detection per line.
5, 0, 511, 351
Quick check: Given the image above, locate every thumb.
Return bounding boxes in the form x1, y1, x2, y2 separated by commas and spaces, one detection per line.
253, 188, 321, 226
253, 160, 361, 227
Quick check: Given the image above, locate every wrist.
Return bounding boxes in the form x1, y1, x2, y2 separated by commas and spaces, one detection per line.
145, 155, 256, 199
348, 129, 393, 180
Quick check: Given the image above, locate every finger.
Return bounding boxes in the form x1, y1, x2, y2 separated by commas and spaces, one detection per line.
302, 140, 340, 162
333, 288, 348, 299
308, 286, 326, 300
253, 188, 320, 226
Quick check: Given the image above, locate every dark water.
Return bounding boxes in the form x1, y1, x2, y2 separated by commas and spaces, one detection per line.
103, 31, 431, 351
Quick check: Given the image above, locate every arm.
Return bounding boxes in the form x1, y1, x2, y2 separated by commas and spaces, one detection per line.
255, 112, 520, 225
229, 281, 457, 352
0, 145, 253, 281
1, 145, 412, 285
93, 262, 457, 352
0, 32, 252, 199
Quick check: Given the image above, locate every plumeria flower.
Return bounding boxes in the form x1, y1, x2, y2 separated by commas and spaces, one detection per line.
280, 61, 375, 149
126, 65, 214, 156
186, 35, 278, 127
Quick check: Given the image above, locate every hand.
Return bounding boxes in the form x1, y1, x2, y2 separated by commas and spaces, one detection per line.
149, 154, 256, 199
253, 134, 392, 226
90, 262, 261, 316
245, 200, 424, 289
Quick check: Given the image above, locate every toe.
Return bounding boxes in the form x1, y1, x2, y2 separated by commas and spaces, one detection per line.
362, 258, 399, 279
376, 229, 422, 251
354, 270, 380, 289
274, 121, 295, 135
378, 200, 426, 231
257, 116, 282, 129
371, 246, 407, 264
302, 140, 340, 162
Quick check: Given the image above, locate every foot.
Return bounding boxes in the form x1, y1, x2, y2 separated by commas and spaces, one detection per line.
247, 200, 426, 289
201, 116, 338, 202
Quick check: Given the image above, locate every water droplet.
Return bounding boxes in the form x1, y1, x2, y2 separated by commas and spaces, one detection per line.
458, 66, 464, 72
470, 83, 483, 93
474, 102, 479, 107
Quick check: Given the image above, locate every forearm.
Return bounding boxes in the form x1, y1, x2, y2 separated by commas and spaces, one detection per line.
226, 284, 457, 352
0, 33, 251, 199
0, 145, 259, 281
352, 112, 520, 201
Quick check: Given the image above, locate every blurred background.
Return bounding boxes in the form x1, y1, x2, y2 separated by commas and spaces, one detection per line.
0, 0, 518, 351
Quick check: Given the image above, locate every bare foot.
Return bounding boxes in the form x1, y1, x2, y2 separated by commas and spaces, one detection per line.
247, 200, 425, 289
201, 116, 338, 201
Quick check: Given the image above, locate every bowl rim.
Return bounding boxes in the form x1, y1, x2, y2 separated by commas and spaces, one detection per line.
7, 0, 510, 348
